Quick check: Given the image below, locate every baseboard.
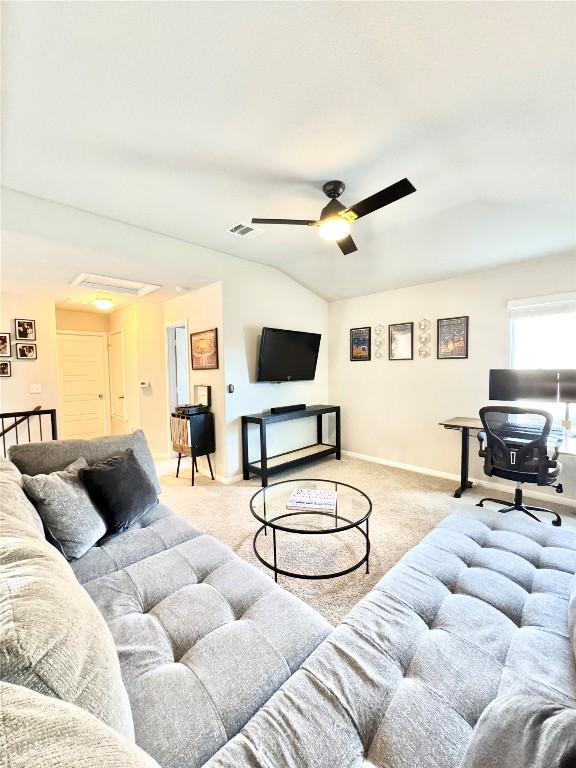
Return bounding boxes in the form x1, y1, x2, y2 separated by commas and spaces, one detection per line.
342, 450, 576, 509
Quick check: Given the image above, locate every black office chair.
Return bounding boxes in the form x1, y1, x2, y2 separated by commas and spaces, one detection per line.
476, 406, 563, 526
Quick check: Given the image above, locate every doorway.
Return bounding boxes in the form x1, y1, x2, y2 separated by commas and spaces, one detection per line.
56, 331, 109, 439
166, 323, 190, 413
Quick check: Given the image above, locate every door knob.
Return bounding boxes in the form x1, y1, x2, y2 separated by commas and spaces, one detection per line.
118, 395, 125, 399
98, 394, 104, 399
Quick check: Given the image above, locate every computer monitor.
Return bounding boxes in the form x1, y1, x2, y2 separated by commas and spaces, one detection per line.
558, 369, 576, 402
489, 369, 558, 401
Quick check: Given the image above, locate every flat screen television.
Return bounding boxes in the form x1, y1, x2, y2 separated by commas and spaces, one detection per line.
256, 327, 321, 382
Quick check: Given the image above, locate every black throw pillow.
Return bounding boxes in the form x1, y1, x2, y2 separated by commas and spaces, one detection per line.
78, 448, 158, 534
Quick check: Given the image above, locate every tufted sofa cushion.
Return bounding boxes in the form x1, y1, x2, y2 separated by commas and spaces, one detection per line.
85, 533, 331, 768
0, 681, 161, 768
204, 507, 576, 768
70, 502, 202, 583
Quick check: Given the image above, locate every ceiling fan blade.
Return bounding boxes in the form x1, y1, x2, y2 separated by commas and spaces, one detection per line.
342, 178, 416, 221
336, 235, 358, 255
251, 217, 316, 226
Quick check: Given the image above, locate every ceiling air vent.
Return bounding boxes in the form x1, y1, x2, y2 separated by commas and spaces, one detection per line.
70, 273, 161, 296
227, 222, 263, 239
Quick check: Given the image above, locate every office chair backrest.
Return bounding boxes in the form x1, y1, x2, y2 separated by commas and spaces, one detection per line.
479, 405, 553, 482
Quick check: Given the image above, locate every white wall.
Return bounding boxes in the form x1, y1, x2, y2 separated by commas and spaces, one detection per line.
164, 273, 330, 481
55, 308, 110, 333
0, 293, 59, 415
222, 262, 330, 478
329, 251, 576, 502
164, 282, 226, 477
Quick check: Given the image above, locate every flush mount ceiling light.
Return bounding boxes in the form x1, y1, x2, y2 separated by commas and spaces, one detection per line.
93, 298, 114, 311
252, 178, 416, 255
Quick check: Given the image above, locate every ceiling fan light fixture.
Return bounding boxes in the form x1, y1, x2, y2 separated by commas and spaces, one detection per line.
318, 217, 351, 242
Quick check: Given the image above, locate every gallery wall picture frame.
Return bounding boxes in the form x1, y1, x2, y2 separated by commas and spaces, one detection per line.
191, 328, 219, 370
15, 319, 36, 341
16, 343, 37, 360
0, 361, 11, 377
388, 322, 414, 360
350, 327, 371, 361
0, 332, 11, 357
437, 316, 469, 359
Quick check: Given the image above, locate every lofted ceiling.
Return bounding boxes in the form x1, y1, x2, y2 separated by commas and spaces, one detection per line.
2, 1, 576, 302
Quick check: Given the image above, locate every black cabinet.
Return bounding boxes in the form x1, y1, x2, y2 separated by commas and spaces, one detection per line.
189, 411, 215, 456
171, 410, 215, 486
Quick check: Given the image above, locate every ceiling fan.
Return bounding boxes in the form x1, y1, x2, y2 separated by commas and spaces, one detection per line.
252, 178, 416, 255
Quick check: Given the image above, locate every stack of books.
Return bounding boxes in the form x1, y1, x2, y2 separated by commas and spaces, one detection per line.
286, 488, 337, 512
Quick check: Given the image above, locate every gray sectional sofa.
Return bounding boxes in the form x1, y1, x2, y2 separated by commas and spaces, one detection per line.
2, 431, 576, 768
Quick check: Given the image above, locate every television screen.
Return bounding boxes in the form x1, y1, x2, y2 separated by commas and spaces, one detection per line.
489, 369, 558, 401
257, 327, 321, 382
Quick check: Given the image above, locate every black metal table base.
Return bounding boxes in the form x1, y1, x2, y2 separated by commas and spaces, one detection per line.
252, 510, 370, 583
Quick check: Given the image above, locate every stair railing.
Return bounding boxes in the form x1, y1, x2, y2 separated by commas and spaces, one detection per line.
0, 407, 58, 457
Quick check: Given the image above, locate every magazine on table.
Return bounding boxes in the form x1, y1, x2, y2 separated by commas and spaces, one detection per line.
286, 488, 337, 512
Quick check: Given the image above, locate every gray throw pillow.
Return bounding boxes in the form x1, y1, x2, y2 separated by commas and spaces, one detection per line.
463, 694, 576, 768
22, 458, 106, 560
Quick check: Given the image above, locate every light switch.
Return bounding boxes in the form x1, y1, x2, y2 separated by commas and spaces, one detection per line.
30, 384, 42, 394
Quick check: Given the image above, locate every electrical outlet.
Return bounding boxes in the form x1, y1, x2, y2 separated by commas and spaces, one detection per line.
30, 384, 42, 394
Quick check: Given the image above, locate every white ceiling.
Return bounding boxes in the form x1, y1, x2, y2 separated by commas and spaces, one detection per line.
2, 1, 576, 301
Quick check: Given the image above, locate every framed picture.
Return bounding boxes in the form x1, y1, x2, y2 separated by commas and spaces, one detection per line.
16, 343, 37, 360
388, 322, 413, 360
0, 361, 11, 377
437, 316, 469, 359
0, 332, 10, 357
15, 319, 36, 341
191, 328, 219, 370
350, 327, 371, 361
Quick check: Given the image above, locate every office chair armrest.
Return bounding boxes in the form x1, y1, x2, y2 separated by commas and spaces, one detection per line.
477, 430, 487, 457
550, 436, 562, 463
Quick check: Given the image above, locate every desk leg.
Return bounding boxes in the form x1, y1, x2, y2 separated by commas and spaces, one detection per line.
454, 427, 473, 498
335, 407, 341, 460
242, 417, 249, 481
260, 422, 268, 487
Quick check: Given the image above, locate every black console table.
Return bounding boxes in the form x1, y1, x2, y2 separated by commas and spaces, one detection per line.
242, 405, 341, 486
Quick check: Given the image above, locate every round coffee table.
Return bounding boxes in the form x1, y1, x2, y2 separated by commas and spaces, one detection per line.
250, 479, 372, 582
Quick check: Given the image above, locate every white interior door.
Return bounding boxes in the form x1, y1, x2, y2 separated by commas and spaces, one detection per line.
108, 330, 128, 434
57, 332, 108, 439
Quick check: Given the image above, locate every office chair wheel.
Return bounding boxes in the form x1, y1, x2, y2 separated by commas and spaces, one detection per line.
476, 497, 510, 509
555, 484, 564, 494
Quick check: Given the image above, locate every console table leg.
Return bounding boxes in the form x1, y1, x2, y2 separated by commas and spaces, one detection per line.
317, 414, 323, 444
260, 422, 268, 487
335, 407, 341, 460
241, 417, 250, 480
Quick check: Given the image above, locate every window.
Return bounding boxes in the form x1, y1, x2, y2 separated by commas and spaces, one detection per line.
509, 293, 576, 431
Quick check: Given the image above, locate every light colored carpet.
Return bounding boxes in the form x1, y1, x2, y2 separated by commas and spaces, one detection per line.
159, 456, 574, 625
